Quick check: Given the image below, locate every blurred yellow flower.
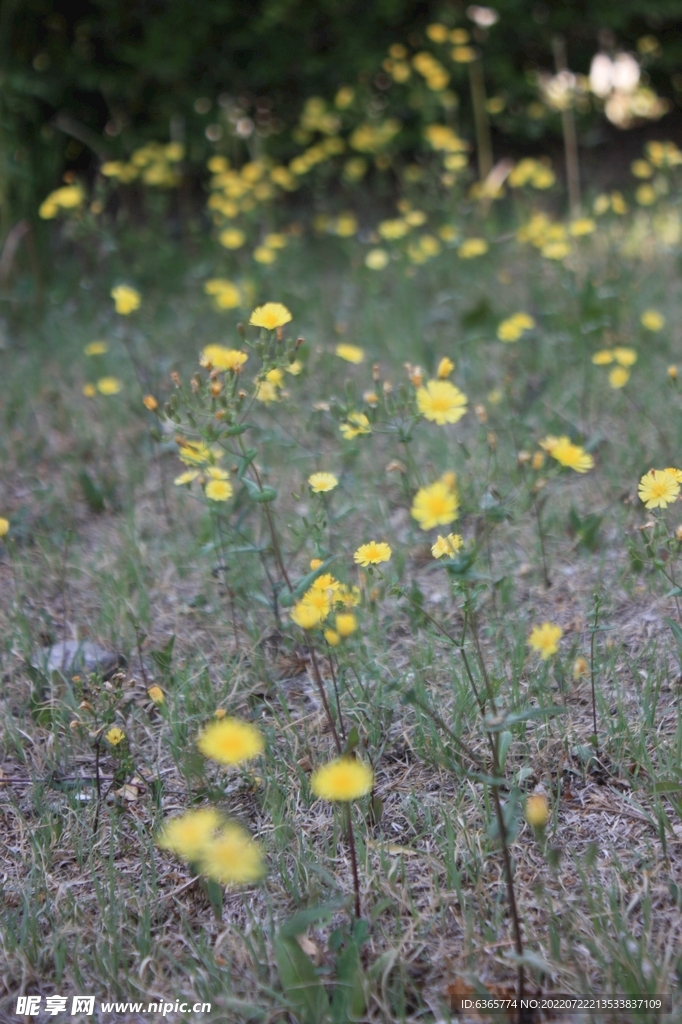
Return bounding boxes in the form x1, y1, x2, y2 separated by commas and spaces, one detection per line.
458, 238, 488, 258
411, 480, 459, 530
84, 341, 108, 356
528, 622, 562, 659
111, 284, 141, 315
335, 613, 358, 637
525, 793, 550, 828
219, 228, 246, 249
340, 412, 371, 439
436, 357, 455, 378
254, 246, 277, 264
431, 533, 463, 558
365, 248, 389, 270
608, 366, 630, 388
311, 757, 374, 801
82, 383, 96, 397
174, 470, 199, 486
200, 345, 248, 371
96, 377, 122, 395
143, 395, 158, 411
497, 312, 535, 342
354, 541, 392, 566
199, 823, 265, 885
309, 472, 338, 492
196, 717, 264, 764
205, 479, 233, 501
539, 436, 593, 473
157, 808, 223, 861
0, 518, 9, 537
147, 685, 165, 704
641, 310, 664, 331
249, 303, 292, 330
204, 279, 241, 309
569, 218, 596, 236
335, 343, 365, 363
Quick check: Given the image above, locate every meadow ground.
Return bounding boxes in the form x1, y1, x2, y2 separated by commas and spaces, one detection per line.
2, 216, 682, 1024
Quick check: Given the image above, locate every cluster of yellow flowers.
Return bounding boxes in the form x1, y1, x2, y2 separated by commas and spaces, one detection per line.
102, 141, 184, 187
591, 346, 637, 389
39, 183, 84, 219
497, 311, 536, 342
508, 159, 556, 190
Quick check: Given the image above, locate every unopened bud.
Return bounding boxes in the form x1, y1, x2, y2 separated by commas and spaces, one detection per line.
170, 371, 181, 387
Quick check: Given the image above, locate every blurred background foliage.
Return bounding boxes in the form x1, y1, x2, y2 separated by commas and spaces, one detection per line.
3, 0, 682, 231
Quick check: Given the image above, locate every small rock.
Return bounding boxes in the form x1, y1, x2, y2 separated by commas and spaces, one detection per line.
31, 641, 123, 680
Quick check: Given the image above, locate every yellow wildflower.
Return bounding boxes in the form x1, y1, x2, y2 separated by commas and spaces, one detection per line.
638, 469, 680, 509
431, 533, 463, 558
641, 310, 664, 331
340, 412, 371, 440
96, 377, 122, 395
205, 479, 233, 501
196, 717, 264, 764
354, 541, 392, 566
525, 794, 550, 828
105, 726, 125, 746
528, 622, 562, 659
111, 285, 141, 315
335, 344, 365, 364
200, 345, 248, 371
249, 303, 292, 330
309, 472, 338, 493
199, 823, 265, 885
416, 380, 467, 425
84, 341, 108, 356
157, 808, 223, 861
311, 757, 374, 801
411, 480, 459, 530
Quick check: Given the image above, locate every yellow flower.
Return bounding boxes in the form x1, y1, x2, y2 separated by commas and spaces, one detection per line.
528, 622, 563, 659
254, 246, 277, 264
613, 347, 637, 367
204, 279, 241, 309
264, 232, 287, 249
254, 379, 279, 403
458, 238, 488, 259
0, 518, 9, 537
525, 793, 550, 828
148, 685, 165, 704
82, 383, 96, 397
568, 218, 596, 236
219, 228, 246, 249
411, 480, 459, 530
96, 377, 122, 395
291, 600, 325, 629
309, 472, 338, 493
157, 808, 223, 861
416, 380, 467, 425
201, 345, 248, 371
249, 302, 292, 330
335, 343, 365, 364
325, 629, 341, 646
198, 822, 265, 885
541, 240, 570, 260
336, 584, 361, 608
636, 184, 656, 206
310, 574, 340, 594
608, 366, 630, 389
431, 533, 463, 558
335, 613, 357, 638
340, 412, 371, 439
573, 656, 589, 680
497, 312, 536, 342
641, 310, 664, 331
84, 341, 108, 356
111, 284, 141, 315
287, 359, 302, 375
669, 365, 678, 380
365, 248, 389, 270
436, 357, 455, 378
539, 436, 594, 473
354, 541, 392, 566
205, 479, 233, 501
143, 395, 158, 411
265, 368, 284, 387
174, 470, 199, 486
592, 350, 614, 365
310, 756, 374, 801
178, 441, 212, 465
310, 558, 323, 570
105, 726, 125, 746
638, 469, 680, 509
196, 717, 264, 764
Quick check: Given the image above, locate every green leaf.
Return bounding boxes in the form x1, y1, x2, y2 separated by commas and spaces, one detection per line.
237, 448, 258, 480
343, 726, 360, 755
79, 470, 105, 513
331, 941, 366, 1022
224, 423, 250, 436
273, 935, 329, 1024
665, 618, 682, 667
150, 635, 175, 678
483, 705, 565, 732
497, 731, 513, 772
243, 477, 278, 503
278, 902, 344, 939
200, 877, 223, 923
